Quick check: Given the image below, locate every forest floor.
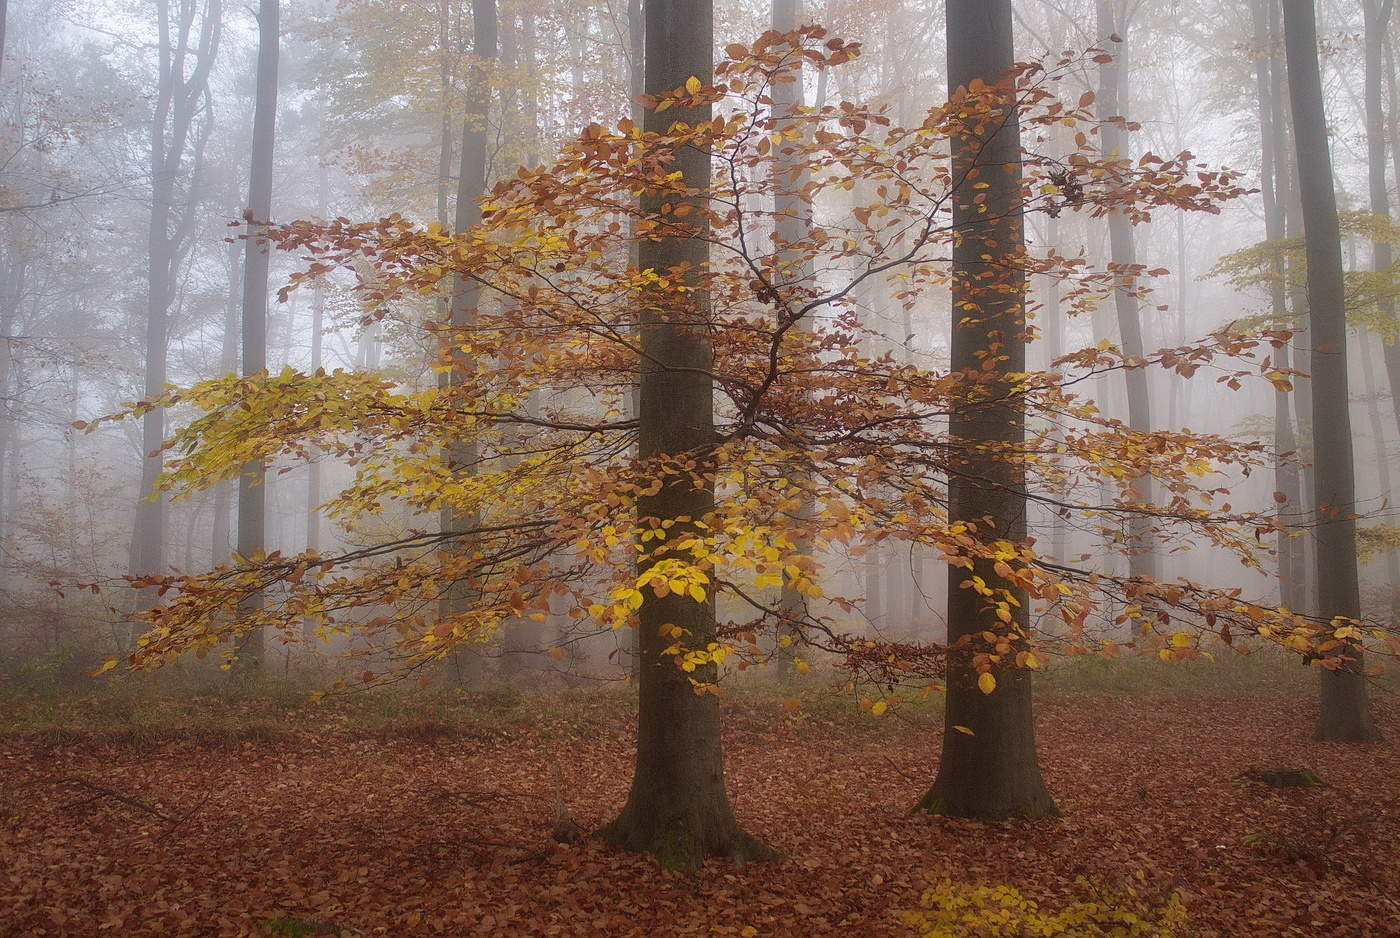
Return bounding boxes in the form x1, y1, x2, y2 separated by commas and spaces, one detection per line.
1, 661, 1397, 938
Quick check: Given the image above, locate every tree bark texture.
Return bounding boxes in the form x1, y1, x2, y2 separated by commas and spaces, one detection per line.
917, 0, 1058, 820
601, 0, 775, 868
1283, 0, 1380, 742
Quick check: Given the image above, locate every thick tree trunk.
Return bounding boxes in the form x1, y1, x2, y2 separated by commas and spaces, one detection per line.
1282, 0, 1380, 742
1095, 0, 1154, 581
601, 0, 775, 868
917, 0, 1058, 820
235, 0, 278, 668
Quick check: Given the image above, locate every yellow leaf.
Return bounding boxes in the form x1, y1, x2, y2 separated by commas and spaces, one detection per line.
1170, 631, 1192, 648
688, 583, 706, 603
871, 700, 888, 716
952, 724, 975, 735
89, 658, 118, 677
977, 672, 996, 695
795, 658, 809, 674
740, 928, 759, 938
685, 75, 702, 94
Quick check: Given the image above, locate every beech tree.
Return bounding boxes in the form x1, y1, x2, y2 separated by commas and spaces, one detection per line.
1094, 0, 1155, 583
439, 0, 497, 685
1365, 0, 1400, 443
86, 19, 1398, 859
1249, 0, 1306, 613
595, 0, 775, 870
235, 0, 280, 665
132, 0, 222, 582
770, 0, 813, 681
914, 0, 1057, 821
1281, 0, 1380, 742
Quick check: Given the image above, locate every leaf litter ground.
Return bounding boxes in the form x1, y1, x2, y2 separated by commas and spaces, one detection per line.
1, 684, 1396, 937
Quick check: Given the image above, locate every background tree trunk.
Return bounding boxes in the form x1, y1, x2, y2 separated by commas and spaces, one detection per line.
235, 0, 278, 668
1094, 0, 1154, 582
439, 0, 496, 687
1282, 0, 1380, 742
771, 0, 813, 682
133, 0, 221, 589
1253, 0, 1306, 611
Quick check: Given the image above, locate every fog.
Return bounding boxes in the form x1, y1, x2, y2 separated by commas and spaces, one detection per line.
0, 0, 1394, 683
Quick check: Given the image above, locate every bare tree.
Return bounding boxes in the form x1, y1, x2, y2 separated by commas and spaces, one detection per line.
131, 0, 222, 582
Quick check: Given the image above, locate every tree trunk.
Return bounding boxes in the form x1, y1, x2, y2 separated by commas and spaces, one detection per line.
916, 0, 1058, 820
1253, 0, 1306, 611
1363, 0, 1400, 623
438, 0, 496, 687
1044, 215, 1067, 567
1360, 338, 1400, 620
133, 3, 176, 583
306, 162, 326, 560
1095, 0, 1154, 581
0, 253, 21, 591
1365, 1, 1400, 449
1282, 0, 1380, 742
211, 236, 240, 565
771, 0, 813, 681
600, 0, 776, 869
624, 0, 645, 681
235, 0, 278, 668
133, 0, 222, 585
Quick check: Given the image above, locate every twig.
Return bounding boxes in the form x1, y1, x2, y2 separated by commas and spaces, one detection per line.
881, 756, 922, 784
58, 776, 206, 828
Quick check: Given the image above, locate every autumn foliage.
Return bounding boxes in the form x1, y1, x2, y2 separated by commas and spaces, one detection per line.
84, 31, 1398, 688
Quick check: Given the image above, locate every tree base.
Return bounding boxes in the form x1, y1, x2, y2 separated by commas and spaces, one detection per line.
1315, 669, 1381, 742
600, 806, 779, 871
1313, 716, 1381, 743
912, 785, 1060, 821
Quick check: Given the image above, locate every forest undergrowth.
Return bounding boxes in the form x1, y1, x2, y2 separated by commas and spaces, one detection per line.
1, 660, 1395, 937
